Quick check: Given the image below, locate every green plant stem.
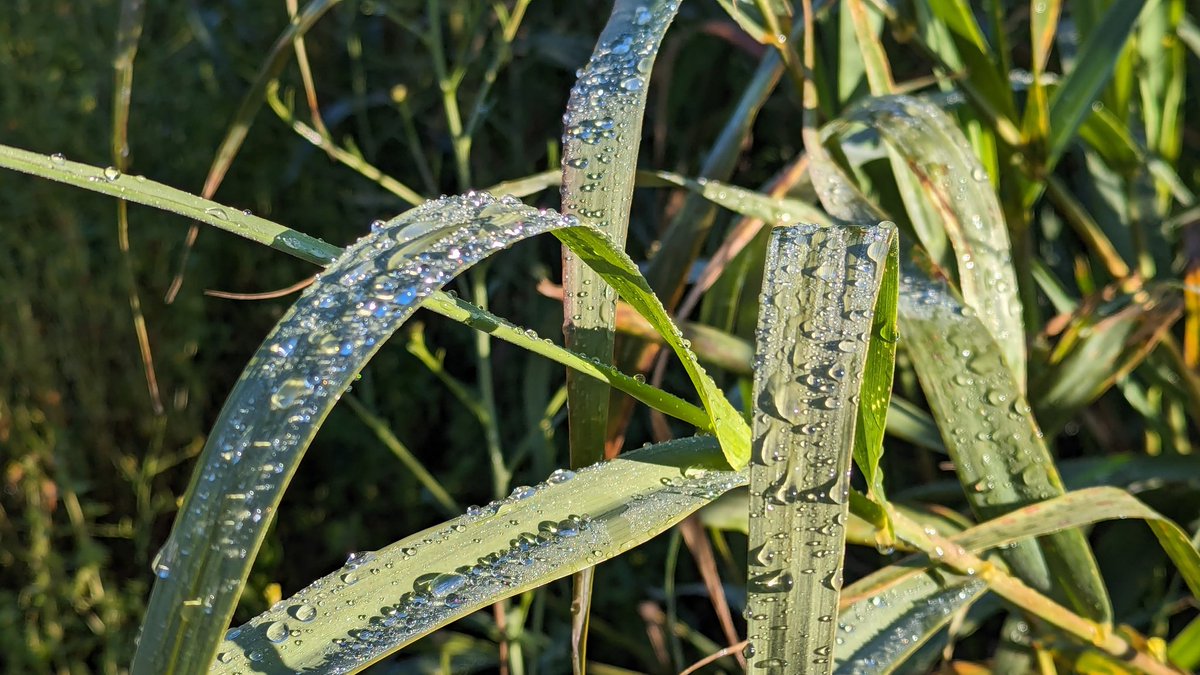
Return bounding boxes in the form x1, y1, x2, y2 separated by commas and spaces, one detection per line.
888, 510, 1183, 675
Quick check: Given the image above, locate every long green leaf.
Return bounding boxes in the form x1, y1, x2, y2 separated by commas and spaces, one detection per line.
746, 223, 892, 673
806, 101, 1111, 625
834, 95, 1026, 388
207, 437, 744, 673
133, 194, 578, 673
1046, 0, 1149, 167
898, 274, 1110, 622
553, 227, 751, 468
560, 0, 679, 468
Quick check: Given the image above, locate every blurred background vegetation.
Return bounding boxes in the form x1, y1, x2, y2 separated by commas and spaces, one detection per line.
0, 1, 1197, 673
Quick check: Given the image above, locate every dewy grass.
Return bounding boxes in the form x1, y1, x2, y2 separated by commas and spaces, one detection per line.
3, 2, 1200, 674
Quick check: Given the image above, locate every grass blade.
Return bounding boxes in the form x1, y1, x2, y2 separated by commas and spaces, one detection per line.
552, 227, 751, 468
209, 437, 746, 673
898, 274, 1111, 623
133, 194, 577, 673
835, 95, 1026, 388
1045, 0, 1149, 168
560, 0, 679, 467
835, 571, 986, 674
746, 223, 892, 672
802, 91, 1111, 625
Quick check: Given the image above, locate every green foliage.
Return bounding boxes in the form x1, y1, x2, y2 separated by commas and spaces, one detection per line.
2, 1, 1199, 674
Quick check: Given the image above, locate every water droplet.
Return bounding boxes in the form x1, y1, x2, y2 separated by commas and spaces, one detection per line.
204, 206, 229, 220
270, 378, 313, 410
509, 485, 536, 500
103, 166, 122, 181
749, 569, 794, 593
50, 152, 66, 164
289, 603, 317, 622
547, 468, 575, 484
265, 621, 289, 643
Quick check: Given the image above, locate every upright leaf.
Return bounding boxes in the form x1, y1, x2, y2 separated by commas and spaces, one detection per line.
560, 0, 679, 466
834, 95, 1026, 388
746, 223, 892, 673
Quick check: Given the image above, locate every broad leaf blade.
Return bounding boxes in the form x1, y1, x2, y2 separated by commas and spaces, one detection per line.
560, 0, 679, 466
746, 223, 892, 672
210, 438, 747, 673
898, 274, 1111, 622
837, 95, 1025, 387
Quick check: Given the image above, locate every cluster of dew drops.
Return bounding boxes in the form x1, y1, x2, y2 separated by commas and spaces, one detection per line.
155, 193, 576, 585
742, 227, 890, 672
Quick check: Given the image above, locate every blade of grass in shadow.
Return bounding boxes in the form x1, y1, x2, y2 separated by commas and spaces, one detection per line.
1044, 0, 1148, 170
209, 437, 746, 674
745, 223, 892, 673
342, 395, 460, 518
164, 0, 350, 303
111, 0, 162, 413
1032, 284, 1183, 435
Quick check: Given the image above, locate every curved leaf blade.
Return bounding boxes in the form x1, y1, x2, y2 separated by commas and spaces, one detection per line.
554, 226, 751, 468
210, 437, 746, 673
836, 95, 1025, 387
133, 194, 577, 673
899, 274, 1110, 622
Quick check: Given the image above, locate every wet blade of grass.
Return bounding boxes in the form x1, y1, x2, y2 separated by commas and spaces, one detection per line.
559, 0, 679, 468
209, 437, 747, 673
553, 226, 751, 468
834, 570, 986, 674
746, 223, 892, 673
0, 143, 340, 265
898, 274, 1111, 623
132, 194, 580, 673
799, 75, 1111, 623
833, 95, 1026, 388
836, 484, 1200, 673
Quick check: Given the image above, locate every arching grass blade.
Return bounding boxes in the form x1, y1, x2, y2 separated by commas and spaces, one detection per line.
133, 194, 578, 674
